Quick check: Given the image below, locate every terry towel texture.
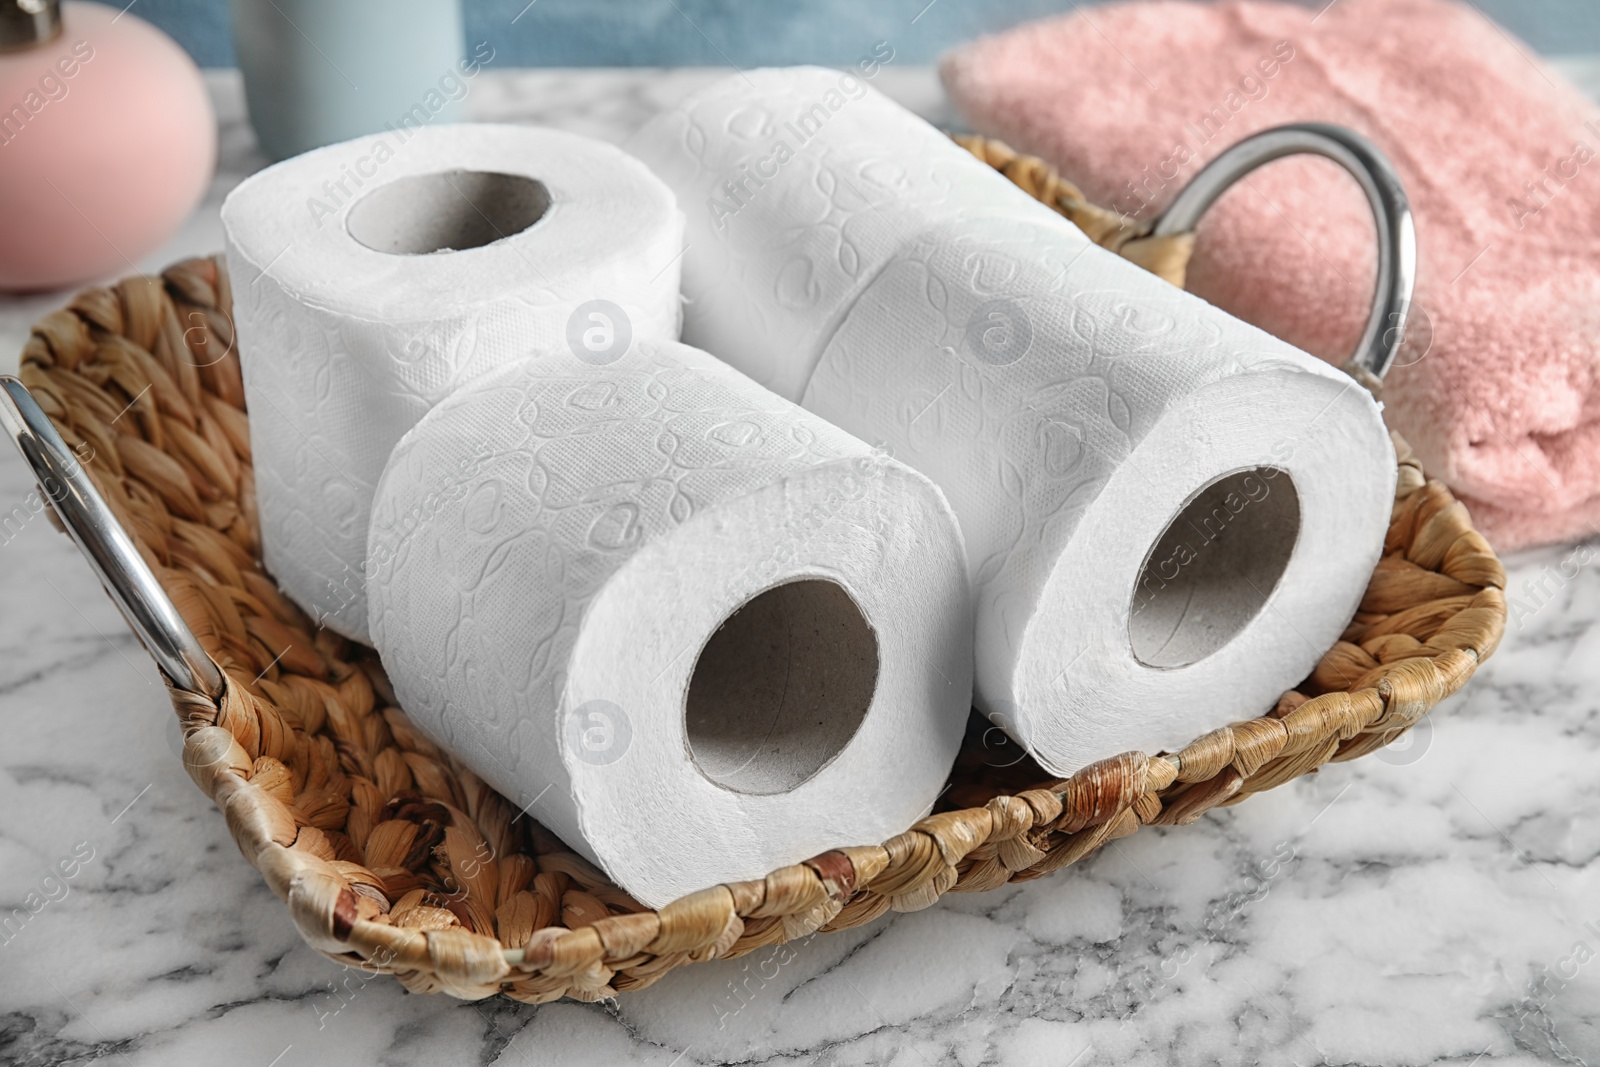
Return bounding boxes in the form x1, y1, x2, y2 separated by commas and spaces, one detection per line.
942, 0, 1600, 551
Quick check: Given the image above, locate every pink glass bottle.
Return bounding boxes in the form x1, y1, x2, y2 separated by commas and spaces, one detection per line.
0, 0, 214, 292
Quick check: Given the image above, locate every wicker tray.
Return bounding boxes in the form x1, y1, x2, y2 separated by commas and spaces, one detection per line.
2, 128, 1506, 1003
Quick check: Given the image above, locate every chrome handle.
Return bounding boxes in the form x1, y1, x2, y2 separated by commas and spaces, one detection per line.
0, 375, 224, 698
1151, 122, 1417, 384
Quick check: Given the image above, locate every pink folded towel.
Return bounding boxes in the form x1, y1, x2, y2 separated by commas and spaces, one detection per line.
942, 0, 1600, 551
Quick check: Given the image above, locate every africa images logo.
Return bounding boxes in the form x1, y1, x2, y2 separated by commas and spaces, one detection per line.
565, 699, 632, 766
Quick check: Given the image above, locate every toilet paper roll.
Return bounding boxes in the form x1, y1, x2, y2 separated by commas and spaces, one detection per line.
633, 68, 1395, 774
366, 338, 974, 907
627, 65, 1056, 402
223, 123, 685, 640
802, 215, 1395, 773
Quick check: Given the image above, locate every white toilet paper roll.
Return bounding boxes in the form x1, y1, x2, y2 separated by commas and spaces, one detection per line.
627, 65, 1055, 402
632, 69, 1395, 774
223, 123, 685, 640
802, 215, 1395, 773
366, 338, 973, 907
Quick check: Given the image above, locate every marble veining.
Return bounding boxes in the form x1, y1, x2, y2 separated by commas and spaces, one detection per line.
2, 68, 1599, 1067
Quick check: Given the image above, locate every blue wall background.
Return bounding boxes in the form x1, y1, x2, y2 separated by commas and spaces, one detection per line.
122, 0, 1600, 66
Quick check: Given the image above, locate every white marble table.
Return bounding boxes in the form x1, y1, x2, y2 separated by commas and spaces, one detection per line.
2, 68, 1598, 1067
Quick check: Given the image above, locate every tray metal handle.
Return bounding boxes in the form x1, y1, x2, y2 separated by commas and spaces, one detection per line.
1151, 122, 1417, 386
0, 375, 225, 698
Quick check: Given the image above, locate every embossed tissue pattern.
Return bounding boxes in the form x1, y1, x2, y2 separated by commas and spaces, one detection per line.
365, 338, 973, 903
224, 127, 685, 641
628, 65, 1060, 402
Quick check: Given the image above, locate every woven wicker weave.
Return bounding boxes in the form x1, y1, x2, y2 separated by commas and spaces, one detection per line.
13, 138, 1506, 1003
